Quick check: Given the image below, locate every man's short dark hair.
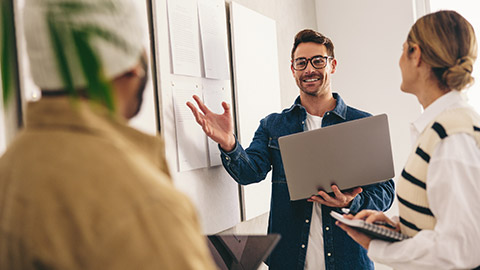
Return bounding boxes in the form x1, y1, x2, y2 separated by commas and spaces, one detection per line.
291, 29, 335, 60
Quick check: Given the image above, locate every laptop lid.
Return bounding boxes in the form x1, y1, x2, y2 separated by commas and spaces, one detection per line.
278, 114, 395, 201
206, 234, 281, 270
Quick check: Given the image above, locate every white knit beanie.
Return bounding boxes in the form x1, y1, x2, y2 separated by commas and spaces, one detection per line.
23, 0, 145, 90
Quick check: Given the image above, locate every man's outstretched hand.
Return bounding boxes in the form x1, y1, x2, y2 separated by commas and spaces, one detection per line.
186, 95, 236, 151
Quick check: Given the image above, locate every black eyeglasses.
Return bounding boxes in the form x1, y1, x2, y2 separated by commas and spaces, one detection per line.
292, 55, 333, 71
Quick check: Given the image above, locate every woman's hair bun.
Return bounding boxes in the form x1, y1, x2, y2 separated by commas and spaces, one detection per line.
443, 56, 475, 90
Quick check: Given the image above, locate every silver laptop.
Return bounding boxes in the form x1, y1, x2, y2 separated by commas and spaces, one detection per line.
278, 114, 394, 201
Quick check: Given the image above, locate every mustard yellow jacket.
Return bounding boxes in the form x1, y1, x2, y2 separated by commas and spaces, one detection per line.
0, 97, 216, 270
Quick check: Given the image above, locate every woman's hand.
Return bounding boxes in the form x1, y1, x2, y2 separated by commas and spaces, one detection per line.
335, 210, 400, 250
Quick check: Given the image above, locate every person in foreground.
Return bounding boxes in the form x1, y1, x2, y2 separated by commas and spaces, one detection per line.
337, 10, 480, 270
0, 0, 216, 269
188, 29, 395, 270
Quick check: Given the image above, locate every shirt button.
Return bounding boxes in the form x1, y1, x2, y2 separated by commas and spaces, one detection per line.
325, 226, 329, 231
327, 252, 332, 257
326, 112, 330, 116
225, 156, 230, 161
305, 219, 309, 223
301, 244, 305, 248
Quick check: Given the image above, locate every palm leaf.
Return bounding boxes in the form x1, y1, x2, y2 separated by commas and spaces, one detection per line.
1, 0, 16, 105
72, 29, 114, 111
47, 15, 77, 97
80, 25, 135, 55
46, 0, 114, 15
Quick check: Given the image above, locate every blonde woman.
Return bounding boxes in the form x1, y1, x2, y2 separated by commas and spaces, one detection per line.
337, 10, 480, 270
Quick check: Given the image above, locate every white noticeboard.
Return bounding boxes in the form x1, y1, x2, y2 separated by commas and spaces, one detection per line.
151, 0, 240, 233
165, 0, 233, 172
230, 2, 282, 221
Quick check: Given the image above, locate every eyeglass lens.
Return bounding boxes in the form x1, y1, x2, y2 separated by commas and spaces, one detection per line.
293, 56, 329, 70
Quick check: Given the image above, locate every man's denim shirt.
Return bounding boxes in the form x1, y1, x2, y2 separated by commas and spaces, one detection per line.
220, 93, 395, 270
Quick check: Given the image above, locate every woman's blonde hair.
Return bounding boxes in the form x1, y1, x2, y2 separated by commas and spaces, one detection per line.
408, 10, 477, 91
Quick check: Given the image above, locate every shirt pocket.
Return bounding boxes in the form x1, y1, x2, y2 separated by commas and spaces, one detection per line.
268, 137, 287, 183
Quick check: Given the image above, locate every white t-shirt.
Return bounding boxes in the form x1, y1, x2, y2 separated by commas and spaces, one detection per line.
304, 112, 326, 270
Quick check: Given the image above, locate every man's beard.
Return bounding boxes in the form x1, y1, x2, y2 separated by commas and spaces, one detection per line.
298, 72, 324, 97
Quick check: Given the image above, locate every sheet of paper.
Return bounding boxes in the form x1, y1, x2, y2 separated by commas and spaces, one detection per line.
172, 80, 208, 171
197, 0, 230, 80
203, 79, 232, 166
167, 0, 202, 77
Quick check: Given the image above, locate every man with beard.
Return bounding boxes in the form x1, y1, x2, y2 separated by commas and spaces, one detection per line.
0, 0, 216, 269
187, 29, 395, 270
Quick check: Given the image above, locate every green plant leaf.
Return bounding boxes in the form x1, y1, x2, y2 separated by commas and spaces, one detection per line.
1, 1, 14, 105
45, 1, 130, 113
47, 14, 76, 97
81, 24, 135, 55
46, 0, 114, 15
72, 29, 114, 111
